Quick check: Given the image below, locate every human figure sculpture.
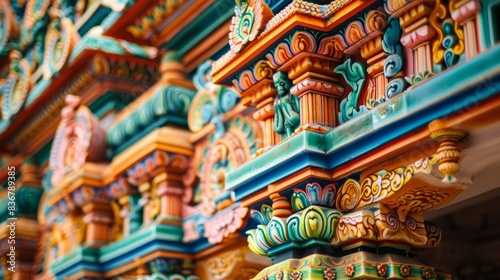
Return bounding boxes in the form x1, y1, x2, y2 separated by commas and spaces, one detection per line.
273, 71, 300, 138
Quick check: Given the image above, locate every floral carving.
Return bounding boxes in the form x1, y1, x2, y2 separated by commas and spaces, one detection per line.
43, 7, 79, 80
377, 264, 388, 277
383, 17, 408, 98
49, 95, 106, 187
336, 156, 436, 211
247, 184, 341, 257
334, 59, 368, 124
276, 270, 283, 280
345, 264, 355, 277
422, 267, 433, 279
400, 264, 410, 277
2, 51, 32, 120
324, 268, 336, 280
203, 205, 249, 244
0, 1, 17, 55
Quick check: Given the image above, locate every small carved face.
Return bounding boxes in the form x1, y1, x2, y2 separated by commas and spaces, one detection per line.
273, 72, 292, 97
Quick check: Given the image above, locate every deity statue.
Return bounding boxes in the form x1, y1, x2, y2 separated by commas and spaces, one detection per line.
273, 71, 300, 138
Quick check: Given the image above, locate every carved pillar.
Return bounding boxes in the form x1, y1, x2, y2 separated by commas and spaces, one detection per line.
265, 31, 345, 132
154, 172, 184, 223
451, 0, 481, 59
388, 0, 436, 74
285, 53, 344, 128
82, 202, 113, 247
361, 35, 388, 105
234, 60, 280, 146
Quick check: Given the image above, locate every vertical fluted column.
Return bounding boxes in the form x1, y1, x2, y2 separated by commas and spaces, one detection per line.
361, 35, 388, 103
361, 35, 387, 104
252, 82, 279, 146
286, 55, 344, 128
388, 0, 436, 74
154, 172, 184, 225
82, 202, 113, 247
451, 0, 480, 59
235, 60, 280, 146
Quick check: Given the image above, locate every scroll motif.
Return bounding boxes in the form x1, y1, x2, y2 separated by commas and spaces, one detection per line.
334, 59, 368, 124
229, 0, 274, 53
43, 7, 79, 79
336, 156, 437, 211
2, 51, 32, 120
49, 95, 106, 187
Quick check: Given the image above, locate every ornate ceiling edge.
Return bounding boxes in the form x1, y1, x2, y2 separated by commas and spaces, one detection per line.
212, 0, 373, 83
224, 47, 500, 197
1, 50, 159, 153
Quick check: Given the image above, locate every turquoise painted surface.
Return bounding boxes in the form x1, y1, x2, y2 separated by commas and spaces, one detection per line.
0, 186, 43, 222
225, 44, 500, 200
106, 85, 196, 154
51, 223, 185, 278
479, 0, 500, 50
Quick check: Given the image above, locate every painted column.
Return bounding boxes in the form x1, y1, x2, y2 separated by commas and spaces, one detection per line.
234, 60, 280, 146
154, 171, 184, 225
265, 31, 345, 132
387, 0, 437, 74
361, 35, 388, 104
82, 202, 113, 247
286, 54, 344, 128
451, 0, 481, 59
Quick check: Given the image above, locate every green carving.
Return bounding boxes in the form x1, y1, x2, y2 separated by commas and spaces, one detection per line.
335, 59, 368, 124
383, 17, 408, 99
273, 71, 300, 138
107, 85, 196, 151
129, 194, 143, 234
405, 70, 434, 86
0, 186, 43, 222
247, 183, 340, 257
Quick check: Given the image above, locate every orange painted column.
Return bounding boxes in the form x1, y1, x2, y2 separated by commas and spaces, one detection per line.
82, 202, 113, 247
154, 172, 184, 225
284, 54, 344, 128
252, 82, 280, 146
237, 60, 280, 146
361, 35, 388, 103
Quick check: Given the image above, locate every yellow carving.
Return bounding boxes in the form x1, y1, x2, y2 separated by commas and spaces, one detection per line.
430, 0, 447, 64
110, 200, 124, 241
449, 0, 465, 56
429, 119, 467, 182
336, 156, 437, 211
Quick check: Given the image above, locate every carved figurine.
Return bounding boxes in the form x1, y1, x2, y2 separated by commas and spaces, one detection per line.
273, 71, 299, 138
